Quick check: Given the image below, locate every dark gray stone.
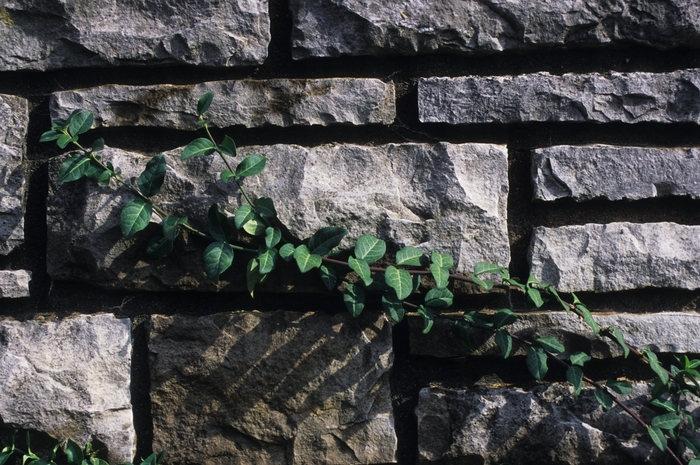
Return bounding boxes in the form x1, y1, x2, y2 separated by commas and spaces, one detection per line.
0, 94, 27, 255
0, 270, 31, 298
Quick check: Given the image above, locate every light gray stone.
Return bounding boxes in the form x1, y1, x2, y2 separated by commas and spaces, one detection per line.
149, 310, 396, 464
530, 222, 700, 292
0, 270, 30, 298
416, 383, 698, 464
50, 79, 396, 129
47, 142, 509, 291
0, 0, 269, 71
0, 314, 134, 464
0, 94, 27, 255
410, 311, 700, 359
291, 0, 700, 59
419, 69, 700, 124
533, 145, 700, 201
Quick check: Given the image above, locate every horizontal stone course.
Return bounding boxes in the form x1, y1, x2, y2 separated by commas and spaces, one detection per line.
529, 222, 700, 292
149, 310, 396, 464
291, 0, 700, 59
0, 0, 269, 70
419, 69, 700, 124
533, 145, 700, 201
0, 270, 31, 298
50, 79, 396, 129
0, 94, 27, 255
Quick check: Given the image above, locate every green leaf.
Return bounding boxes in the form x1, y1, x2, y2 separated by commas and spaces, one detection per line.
651, 413, 681, 430
382, 292, 405, 323
234, 205, 255, 229
58, 154, 91, 182
203, 242, 234, 283
257, 247, 278, 274
161, 216, 187, 241
91, 138, 104, 152
221, 170, 235, 182
354, 235, 386, 263
606, 379, 633, 395
495, 329, 512, 358
0, 452, 12, 465
343, 283, 365, 318
197, 91, 215, 116
265, 227, 282, 248
536, 336, 565, 354
68, 110, 93, 137
255, 197, 277, 218
650, 398, 675, 413
594, 389, 614, 411
308, 227, 348, 256
181, 138, 216, 159
385, 266, 413, 300
569, 351, 592, 367
65, 439, 84, 465
396, 246, 425, 266
120, 198, 152, 239
235, 155, 267, 178
219, 135, 236, 157
425, 288, 454, 308
431, 252, 454, 269
243, 218, 266, 236
136, 154, 166, 197
463, 310, 493, 329
319, 265, 337, 291
644, 349, 670, 386
682, 436, 700, 456
348, 256, 373, 286
85, 161, 106, 182
452, 320, 472, 352
527, 287, 544, 307
146, 234, 173, 260
40, 129, 62, 142
246, 258, 263, 297
97, 169, 112, 186
526, 346, 548, 380
208, 203, 230, 242
647, 426, 667, 452
567, 366, 584, 396
469, 274, 494, 290
430, 264, 449, 290
609, 326, 630, 358
473, 262, 506, 275
279, 243, 295, 261
575, 303, 600, 335
293, 244, 322, 273
493, 309, 517, 328
57, 133, 75, 148
417, 305, 434, 334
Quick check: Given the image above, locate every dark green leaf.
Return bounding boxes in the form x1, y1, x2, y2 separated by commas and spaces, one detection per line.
354, 235, 386, 263
97, 169, 111, 186
235, 155, 267, 178
567, 366, 584, 396
647, 426, 667, 452
382, 291, 405, 323
594, 389, 614, 411
609, 326, 630, 358
265, 227, 282, 248
255, 197, 277, 218
527, 287, 544, 307
293, 244, 322, 273
526, 346, 548, 380
348, 256, 373, 286
452, 320, 472, 352
246, 258, 263, 297
396, 246, 425, 266
575, 303, 600, 335
431, 252, 454, 269
138, 154, 167, 197
120, 198, 152, 239
197, 91, 215, 116
146, 234, 173, 260
57, 133, 75, 148
91, 138, 104, 152
417, 305, 434, 334
219, 135, 236, 157
493, 309, 517, 328
651, 413, 681, 430
257, 247, 278, 274
463, 310, 493, 329
650, 398, 675, 413
85, 162, 106, 182
65, 439, 84, 465
385, 266, 412, 300
606, 379, 633, 395
0, 452, 12, 465
682, 436, 700, 456
234, 205, 255, 229
161, 216, 187, 241
651, 378, 670, 399
343, 283, 365, 318
220, 170, 235, 182
644, 349, 670, 386
58, 154, 91, 182
473, 262, 506, 275
469, 274, 494, 290
366, 273, 391, 293
40, 129, 62, 142
430, 264, 449, 290
279, 243, 295, 261
308, 227, 348, 256
207, 203, 230, 242
536, 336, 565, 354
68, 110, 93, 137
203, 242, 234, 283
155, 450, 167, 465
569, 351, 592, 367
495, 329, 512, 358
425, 288, 454, 308
319, 265, 337, 291
181, 138, 216, 159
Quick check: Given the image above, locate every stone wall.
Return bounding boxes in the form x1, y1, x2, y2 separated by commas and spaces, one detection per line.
1, 0, 700, 464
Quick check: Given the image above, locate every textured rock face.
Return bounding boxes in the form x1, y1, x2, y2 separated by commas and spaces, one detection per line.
149, 311, 396, 464
0, 0, 269, 71
0, 94, 27, 255
0, 315, 134, 463
419, 69, 700, 124
50, 79, 396, 129
533, 145, 700, 201
530, 222, 700, 292
290, 0, 700, 59
415, 383, 696, 464
409, 311, 700, 359
0, 270, 31, 298
47, 142, 509, 290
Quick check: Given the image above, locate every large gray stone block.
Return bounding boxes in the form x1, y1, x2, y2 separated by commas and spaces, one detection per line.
50, 80, 396, 129
0, 270, 31, 298
419, 69, 700, 124
530, 222, 700, 292
533, 145, 700, 201
291, 0, 700, 59
0, 94, 27, 255
409, 311, 700, 359
0, 314, 134, 464
0, 0, 269, 71
416, 383, 698, 464
149, 310, 396, 464
47, 142, 509, 291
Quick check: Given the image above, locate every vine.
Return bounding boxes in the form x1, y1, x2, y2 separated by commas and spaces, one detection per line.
42, 93, 700, 464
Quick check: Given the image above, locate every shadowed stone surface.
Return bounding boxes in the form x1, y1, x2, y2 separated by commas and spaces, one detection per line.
529, 222, 700, 292
409, 311, 700, 359
0, 94, 27, 255
149, 310, 396, 464
290, 0, 700, 59
0, 314, 134, 463
0, 270, 31, 298
47, 142, 508, 291
50, 80, 396, 129
533, 145, 700, 201
0, 0, 269, 70
419, 69, 700, 124
415, 383, 698, 464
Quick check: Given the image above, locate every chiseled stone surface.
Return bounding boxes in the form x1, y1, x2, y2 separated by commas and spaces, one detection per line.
0, 0, 269, 71
419, 69, 700, 124
533, 145, 700, 201
529, 222, 700, 292
0, 270, 31, 298
0, 314, 134, 463
415, 383, 697, 464
47, 142, 509, 291
290, 0, 700, 59
0, 94, 27, 255
50, 79, 396, 129
409, 311, 700, 359
149, 310, 396, 464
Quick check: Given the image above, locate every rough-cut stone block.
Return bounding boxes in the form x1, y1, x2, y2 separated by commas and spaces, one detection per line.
0, 94, 27, 255
410, 311, 700, 359
416, 383, 698, 464
419, 69, 700, 124
291, 0, 700, 59
47, 142, 509, 291
50, 79, 396, 129
0, 270, 31, 298
0, 0, 269, 71
0, 314, 134, 463
533, 145, 700, 201
149, 310, 396, 464
530, 222, 700, 292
